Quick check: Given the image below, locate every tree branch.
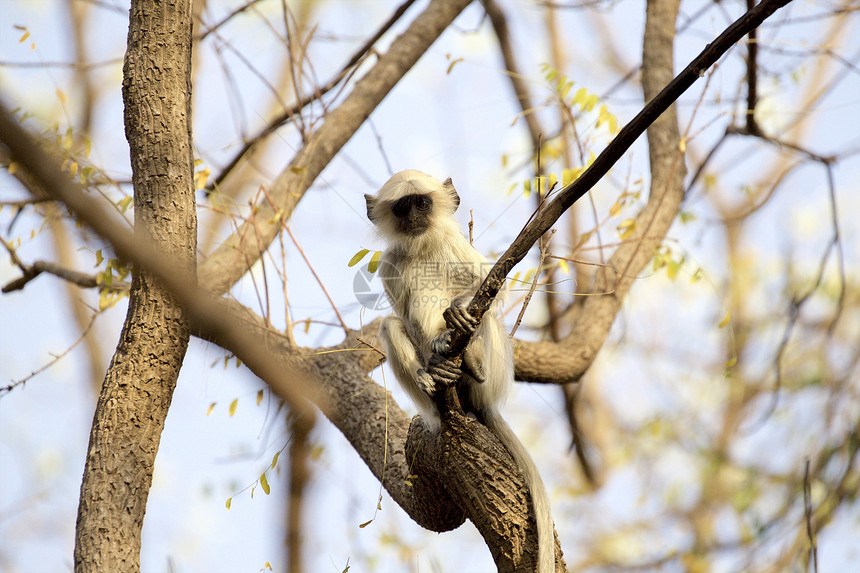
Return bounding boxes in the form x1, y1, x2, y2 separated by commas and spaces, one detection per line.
452, 0, 793, 384
198, 0, 473, 294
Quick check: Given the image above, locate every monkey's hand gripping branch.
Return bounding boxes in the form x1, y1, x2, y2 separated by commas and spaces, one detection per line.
421, 305, 482, 418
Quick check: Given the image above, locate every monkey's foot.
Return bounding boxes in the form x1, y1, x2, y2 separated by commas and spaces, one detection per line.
416, 369, 436, 395
430, 330, 453, 355
443, 305, 479, 337
419, 356, 462, 395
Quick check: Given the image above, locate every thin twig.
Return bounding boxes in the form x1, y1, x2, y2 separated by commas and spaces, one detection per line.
204, 0, 418, 195
1, 311, 99, 396
803, 459, 819, 573
510, 230, 554, 338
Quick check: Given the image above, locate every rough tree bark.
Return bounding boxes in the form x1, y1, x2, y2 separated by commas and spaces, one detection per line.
73, 0, 196, 571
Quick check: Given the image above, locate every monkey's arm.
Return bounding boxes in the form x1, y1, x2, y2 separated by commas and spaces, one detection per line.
431, 304, 486, 383
379, 316, 464, 425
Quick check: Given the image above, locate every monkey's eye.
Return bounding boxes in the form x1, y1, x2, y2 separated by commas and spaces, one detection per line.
416, 196, 431, 211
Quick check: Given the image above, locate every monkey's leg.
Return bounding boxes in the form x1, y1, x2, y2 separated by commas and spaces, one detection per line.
379, 317, 438, 409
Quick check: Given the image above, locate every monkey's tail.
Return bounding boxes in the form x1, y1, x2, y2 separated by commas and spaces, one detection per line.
483, 410, 554, 573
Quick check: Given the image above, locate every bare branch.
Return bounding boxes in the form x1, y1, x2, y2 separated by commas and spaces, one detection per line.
445, 0, 793, 387
203, 0, 420, 195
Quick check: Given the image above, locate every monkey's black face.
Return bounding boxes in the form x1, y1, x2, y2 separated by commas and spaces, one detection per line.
391, 194, 433, 236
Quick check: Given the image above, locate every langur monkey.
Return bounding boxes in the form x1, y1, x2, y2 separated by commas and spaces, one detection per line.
365, 170, 554, 573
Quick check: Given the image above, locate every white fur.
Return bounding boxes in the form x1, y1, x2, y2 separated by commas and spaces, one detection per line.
368, 170, 554, 572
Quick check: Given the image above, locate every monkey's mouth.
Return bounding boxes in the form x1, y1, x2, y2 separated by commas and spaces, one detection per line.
397, 219, 430, 236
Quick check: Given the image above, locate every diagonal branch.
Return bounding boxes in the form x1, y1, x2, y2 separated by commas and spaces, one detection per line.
199, 0, 473, 294
444, 0, 794, 380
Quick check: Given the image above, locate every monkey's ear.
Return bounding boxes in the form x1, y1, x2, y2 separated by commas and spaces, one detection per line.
442, 178, 460, 212
364, 194, 378, 224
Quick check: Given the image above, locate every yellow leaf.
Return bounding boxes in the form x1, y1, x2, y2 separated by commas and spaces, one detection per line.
572, 87, 587, 107
256, 389, 264, 406
206, 402, 216, 416
194, 167, 210, 190
95, 249, 104, 266
718, 310, 731, 328
690, 268, 703, 284
263, 563, 272, 571
608, 114, 618, 134
228, 398, 238, 417
558, 79, 573, 99
358, 519, 373, 529
597, 105, 608, 128
117, 196, 132, 213
18, 31, 30, 43
562, 167, 582, 186
69, 161, 78, 177
572, 229, 594, 252
57, 89, 67, 105
225, 497, 232, 510
558, 259, 570, 275
609, 198, 623, 217
260, 472, 271, 495
348, 249, 369, 267
679, 138, 687, 153
271, 451, 280, 470
667, 259, 681, 280
303, 319, 311, 334
368, 250, 382, 273
616, 218, 636, 240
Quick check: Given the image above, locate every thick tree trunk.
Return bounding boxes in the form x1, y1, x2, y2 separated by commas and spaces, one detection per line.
74, 0, 196, 571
